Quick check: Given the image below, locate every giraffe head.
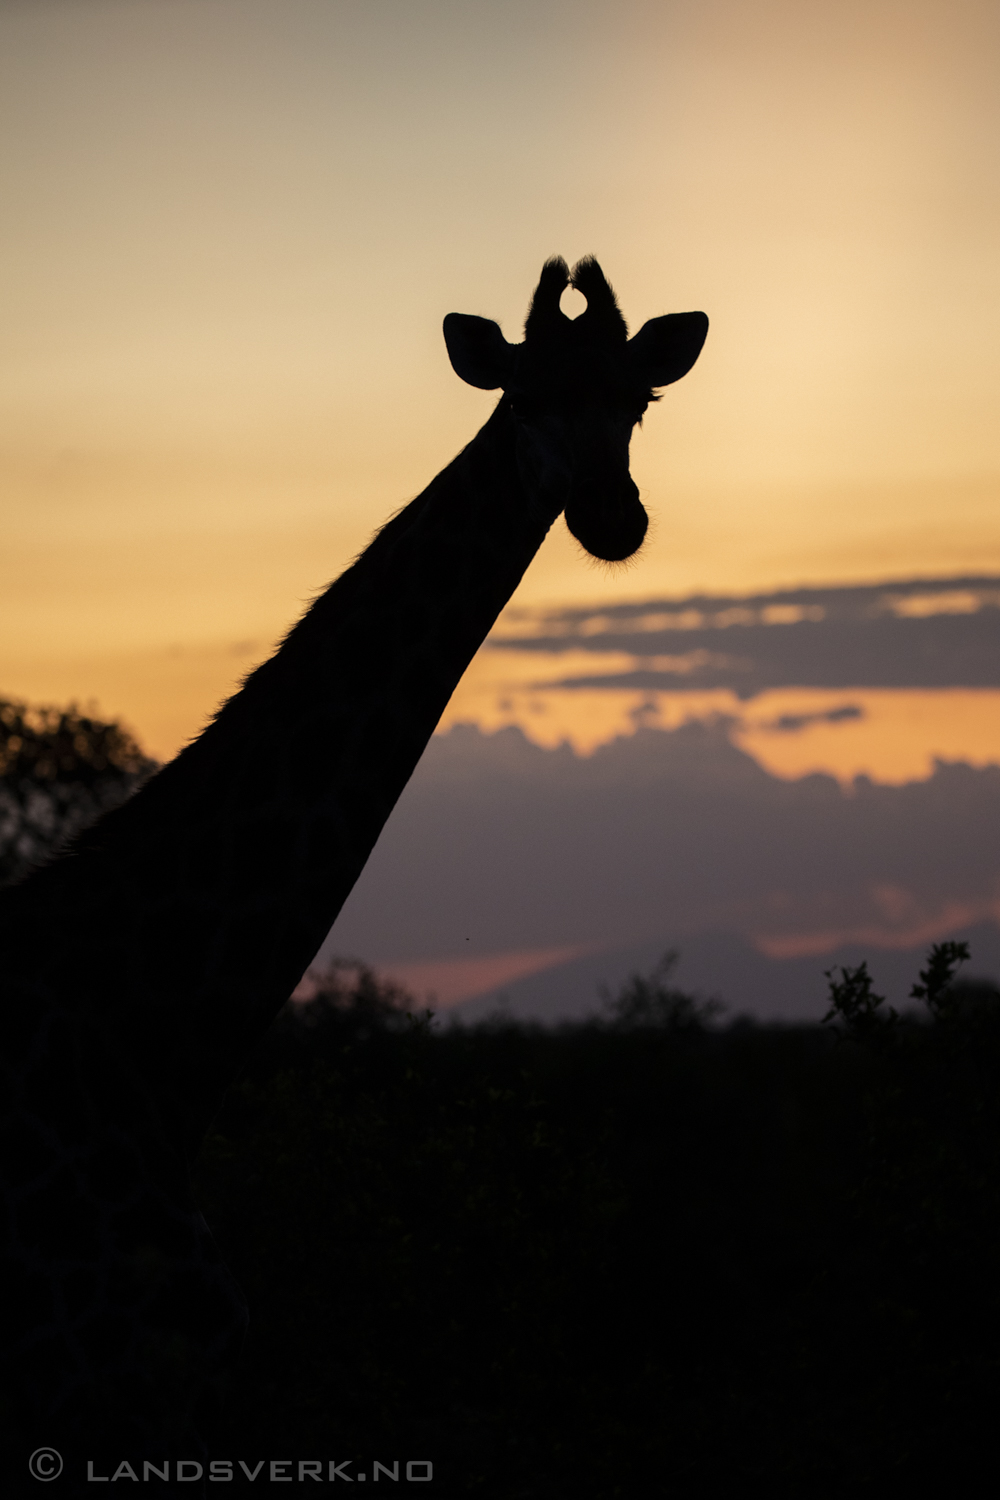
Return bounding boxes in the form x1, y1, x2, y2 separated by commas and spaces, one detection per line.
443, 257, 708, 562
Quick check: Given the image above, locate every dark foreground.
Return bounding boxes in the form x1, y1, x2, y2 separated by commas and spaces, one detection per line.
192, 958, 1000, 1497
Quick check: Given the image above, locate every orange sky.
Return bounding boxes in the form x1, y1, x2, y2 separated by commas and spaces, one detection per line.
2, 0, 999, 763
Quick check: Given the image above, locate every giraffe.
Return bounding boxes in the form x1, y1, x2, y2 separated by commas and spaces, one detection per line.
0, 257, 707, 1487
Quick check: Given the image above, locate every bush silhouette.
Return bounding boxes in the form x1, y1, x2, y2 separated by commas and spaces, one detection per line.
602, 949, 724, 1031
186, 943, 1000, 1491
0, 696, 156, 885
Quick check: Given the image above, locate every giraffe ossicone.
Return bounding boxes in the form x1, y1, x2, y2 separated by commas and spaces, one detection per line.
0, 259, 706, 1485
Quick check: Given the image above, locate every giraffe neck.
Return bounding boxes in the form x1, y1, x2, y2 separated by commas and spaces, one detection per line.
0, 397, 548, 1149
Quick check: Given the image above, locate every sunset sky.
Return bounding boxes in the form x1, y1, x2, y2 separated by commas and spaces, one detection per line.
2, 0, 999, 764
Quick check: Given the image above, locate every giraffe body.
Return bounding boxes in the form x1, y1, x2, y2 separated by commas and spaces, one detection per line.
0, 260, 706, 1485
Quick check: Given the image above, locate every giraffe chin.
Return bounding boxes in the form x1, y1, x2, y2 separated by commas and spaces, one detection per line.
564, 492, 649, 563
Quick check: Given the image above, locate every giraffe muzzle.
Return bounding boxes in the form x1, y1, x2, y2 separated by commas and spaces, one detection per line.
564, 476, 648, 563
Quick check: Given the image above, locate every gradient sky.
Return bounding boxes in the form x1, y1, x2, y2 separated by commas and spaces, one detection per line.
2, 0, 999, 759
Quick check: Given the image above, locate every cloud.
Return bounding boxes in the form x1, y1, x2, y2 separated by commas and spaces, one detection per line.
314, 577, 1000, 1017
322, 717, 1000, 1014
763, 704, 863, 733
489, 577, 1000, 698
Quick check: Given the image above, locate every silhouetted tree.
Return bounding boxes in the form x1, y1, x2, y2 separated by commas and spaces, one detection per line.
0, 697, 156, 886
603, 949, 724, 1030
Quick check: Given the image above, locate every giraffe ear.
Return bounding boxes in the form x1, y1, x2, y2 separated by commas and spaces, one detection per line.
627, 312, 709, 389
444, 314, 517, 391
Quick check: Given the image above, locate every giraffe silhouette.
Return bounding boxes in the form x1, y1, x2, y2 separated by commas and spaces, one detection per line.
0, 258, 707, 1485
